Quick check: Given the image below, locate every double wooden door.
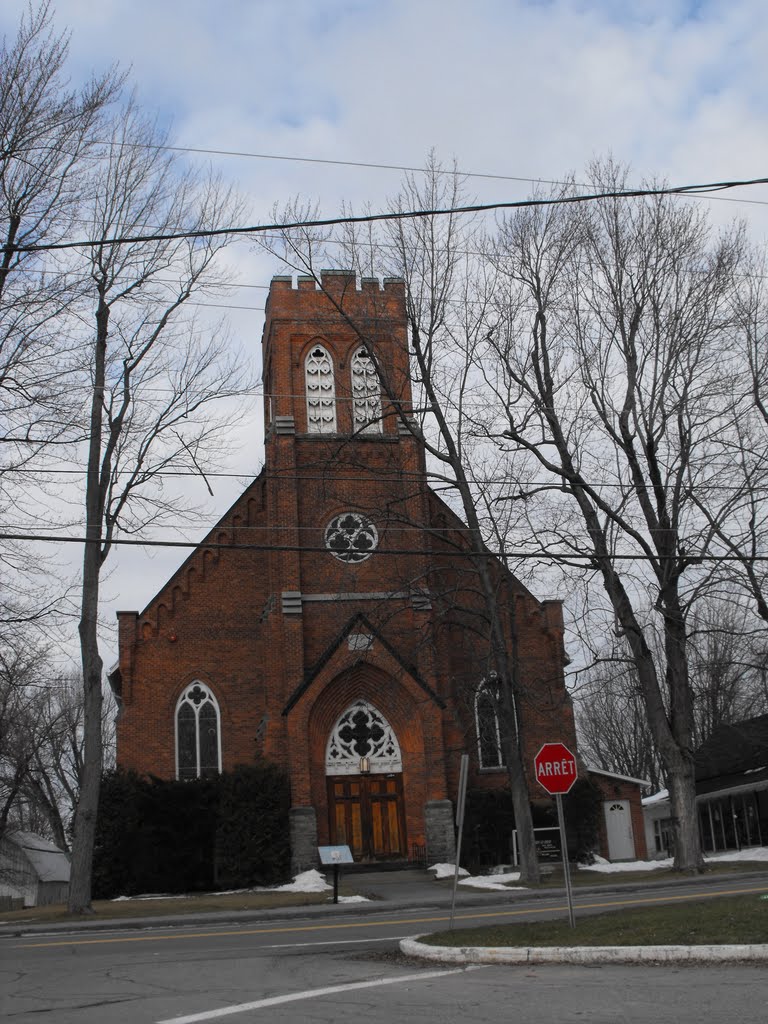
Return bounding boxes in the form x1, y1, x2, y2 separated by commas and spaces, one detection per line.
328, 775, 405, 860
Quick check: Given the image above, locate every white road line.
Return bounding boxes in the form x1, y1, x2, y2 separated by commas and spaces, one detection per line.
156, 966, 482, 1023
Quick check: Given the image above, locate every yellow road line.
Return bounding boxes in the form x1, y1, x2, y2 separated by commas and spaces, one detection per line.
14, 884, 768, 949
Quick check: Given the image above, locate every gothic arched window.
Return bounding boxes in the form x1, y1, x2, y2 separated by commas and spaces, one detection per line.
176, 682, 221, 780
475, 676, 506, 770
350, 347, 382, 434
305, 344, 336, 433
325, 699, 402, 775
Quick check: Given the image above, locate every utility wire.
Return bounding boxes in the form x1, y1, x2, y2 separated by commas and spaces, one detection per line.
6, 467, 760, 492
89, 141, 768, 207
8, 176, 768, 255
1, 530, 764, 562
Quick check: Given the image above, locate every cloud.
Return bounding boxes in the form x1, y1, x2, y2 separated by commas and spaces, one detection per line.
3, 0, 768, 661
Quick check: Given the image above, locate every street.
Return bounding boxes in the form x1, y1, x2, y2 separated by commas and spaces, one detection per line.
2, 878, 767, 1023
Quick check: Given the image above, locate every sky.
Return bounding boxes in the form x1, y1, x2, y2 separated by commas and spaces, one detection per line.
3, 0, 768, 669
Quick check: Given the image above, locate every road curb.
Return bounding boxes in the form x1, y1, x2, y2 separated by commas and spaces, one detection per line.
400, 937, 768, 964
2, 870, 767, 938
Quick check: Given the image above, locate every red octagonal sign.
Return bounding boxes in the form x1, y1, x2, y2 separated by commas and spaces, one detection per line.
534, 742, 578, 795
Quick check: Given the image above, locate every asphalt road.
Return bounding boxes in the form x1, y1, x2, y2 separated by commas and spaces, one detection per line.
3, 877, 767, 1023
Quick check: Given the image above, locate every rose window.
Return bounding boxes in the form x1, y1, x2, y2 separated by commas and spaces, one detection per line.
324, 512, 378, 563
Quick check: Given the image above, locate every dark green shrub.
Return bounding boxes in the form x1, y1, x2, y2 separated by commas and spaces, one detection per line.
215, 762, 291, 887
93, 761, 290, 898
463, 788, 516, 870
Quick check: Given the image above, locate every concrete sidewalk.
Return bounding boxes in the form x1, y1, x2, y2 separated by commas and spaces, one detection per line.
2, 866, 767, 937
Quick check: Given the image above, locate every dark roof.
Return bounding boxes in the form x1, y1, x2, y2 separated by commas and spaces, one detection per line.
695, 714, 768, 782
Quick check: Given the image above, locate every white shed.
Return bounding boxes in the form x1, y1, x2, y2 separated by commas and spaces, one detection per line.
0, 832, 70, 908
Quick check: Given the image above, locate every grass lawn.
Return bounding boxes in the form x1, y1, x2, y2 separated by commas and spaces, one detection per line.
425, 893, 768, 947
433, 860, 768, 892
0, 888, 334, 926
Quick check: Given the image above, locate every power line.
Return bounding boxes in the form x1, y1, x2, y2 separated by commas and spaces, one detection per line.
9, 176, 768, 255
1, 530, 764, 562
89, 141, 768, 208
4, 466, 761, 495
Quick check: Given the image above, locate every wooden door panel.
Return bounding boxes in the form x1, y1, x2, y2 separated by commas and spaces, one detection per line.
327, 775, 405, 860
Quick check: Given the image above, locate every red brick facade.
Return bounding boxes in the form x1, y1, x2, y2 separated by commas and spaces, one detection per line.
113, 272, 581, 869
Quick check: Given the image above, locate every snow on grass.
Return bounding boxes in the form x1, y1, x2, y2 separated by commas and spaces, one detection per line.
459, 871, 525, 891
706, 846, 768, 863
271, 869, 331, 892
110, 869, 334, 901
578, 847, 768, 872
111, 894, 190, 901
429, 863, 525, 889
578, 855, 673, 873
428, 863, 469, 879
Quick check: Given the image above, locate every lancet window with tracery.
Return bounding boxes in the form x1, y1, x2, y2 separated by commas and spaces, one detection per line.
176, 682, 221, 780
305, 344, 336, 433
325, 699, 402, 775
475, 676, 506, 770
350, 347, 382, 434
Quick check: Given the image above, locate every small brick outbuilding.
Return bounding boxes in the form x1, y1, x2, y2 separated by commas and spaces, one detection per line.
112, 272, 580, 870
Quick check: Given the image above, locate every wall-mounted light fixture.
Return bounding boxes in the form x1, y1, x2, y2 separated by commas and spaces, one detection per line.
359, 756, 371, 775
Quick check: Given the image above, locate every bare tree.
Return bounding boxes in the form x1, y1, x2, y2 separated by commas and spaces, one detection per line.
481, 162, 747, 870
0, 635, 116, 854
0, 2, 121, 639
686, 249, 768, 633
575, 658, 664, 792
577, 594, 768, 797
67, 101, 248, 913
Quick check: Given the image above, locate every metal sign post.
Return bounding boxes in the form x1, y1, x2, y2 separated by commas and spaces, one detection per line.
533, 742, 578, 929
450, 753, 469, 930
317, 845, 353, 904
555, 793, 576, 928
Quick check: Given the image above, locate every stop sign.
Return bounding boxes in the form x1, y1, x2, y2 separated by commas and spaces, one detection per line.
534, 742, 578, 795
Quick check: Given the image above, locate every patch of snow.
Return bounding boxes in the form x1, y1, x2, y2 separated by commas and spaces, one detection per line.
334, 895, 370, 903
641, 788, 669, 807
579, 846, 768, 872
428, 863, 469, 879
110, 893, 189, 901
578, 858, 673, 872
459, 872, 526, 891
706, 846, 768, 862
271, 869, 332, 893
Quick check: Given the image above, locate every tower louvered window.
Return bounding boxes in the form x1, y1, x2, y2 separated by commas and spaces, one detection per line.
305, 344, 336, 433
350, 347, 382, 434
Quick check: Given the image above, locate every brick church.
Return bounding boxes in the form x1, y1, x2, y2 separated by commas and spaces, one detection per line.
111, 271, 599, 871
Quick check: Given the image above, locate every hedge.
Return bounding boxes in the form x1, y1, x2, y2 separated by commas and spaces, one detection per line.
93, 761, 290, 898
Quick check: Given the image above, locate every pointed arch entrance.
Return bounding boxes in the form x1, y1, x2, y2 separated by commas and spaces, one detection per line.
325, 699, 406, 860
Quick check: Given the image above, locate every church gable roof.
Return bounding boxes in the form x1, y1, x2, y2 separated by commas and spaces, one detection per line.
282, 611, 445, 715
134, 469, 267, 624
426, 487, 538, 604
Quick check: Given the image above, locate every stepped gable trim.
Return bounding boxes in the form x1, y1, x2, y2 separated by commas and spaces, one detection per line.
137, 468, 267, 620
426, 487, 539, 606
281, 611, 444, 715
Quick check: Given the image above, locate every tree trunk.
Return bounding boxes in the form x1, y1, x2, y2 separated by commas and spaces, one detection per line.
667, 756, 701, 870
67, 296, 108, 914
